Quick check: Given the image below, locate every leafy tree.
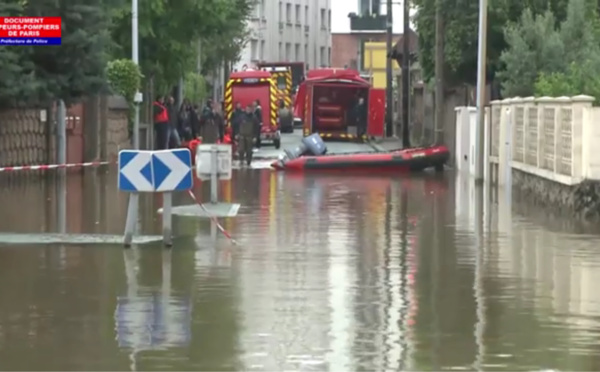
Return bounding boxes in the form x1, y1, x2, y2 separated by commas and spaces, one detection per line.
500, 0, 600, 98
534, 0, 600, 101
412, 0, 571, 85
22, 0, 117, 105
110, 0, 253, 91
497, 10, 564, 97
0, 1, 39, 107
199, 0, 252, 74
184, 72, 207, 104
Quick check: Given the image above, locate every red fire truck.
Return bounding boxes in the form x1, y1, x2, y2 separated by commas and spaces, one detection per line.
294, 68, 385, 142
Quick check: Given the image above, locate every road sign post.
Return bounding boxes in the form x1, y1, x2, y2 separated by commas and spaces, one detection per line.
211, 146, 218, 203
119, 148, 193, 247
196, 144, 232, 203
192, 144, 240, 218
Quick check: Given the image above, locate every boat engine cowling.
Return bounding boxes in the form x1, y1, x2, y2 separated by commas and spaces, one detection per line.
301, 133, 327, 156
284, 143, 309, 160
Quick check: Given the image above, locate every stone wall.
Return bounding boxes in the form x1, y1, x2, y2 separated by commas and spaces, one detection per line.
511, 169, 600, 219
105, 96, 130, 160
0, 95, 130, 167
0, 109, 49, 167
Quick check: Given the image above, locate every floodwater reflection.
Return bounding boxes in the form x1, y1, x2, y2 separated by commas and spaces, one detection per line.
0, 170, 598, 370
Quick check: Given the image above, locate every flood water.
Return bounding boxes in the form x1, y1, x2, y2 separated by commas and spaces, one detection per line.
0, 168, 600, 371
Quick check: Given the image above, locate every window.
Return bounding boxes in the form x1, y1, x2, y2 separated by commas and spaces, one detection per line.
320, 9, 326, 29
320, 47, 326, 66
255, 0, 264, 18
328, 47, 331, 65
260, 40, 265, 60
305, 5, 309, 24
286, 3, 291, 23
285, 43, 292, 60
279, 42, 284, 60
276, 76, 287, 90
360, 0, 381, 15
360, 0, 369, 15
295, 4, 301, 23
251, 40, 258, 60
304, 44, 308, 62
279, 1, 283, 21
328, 10, 331, 29
295, 43, 301, 60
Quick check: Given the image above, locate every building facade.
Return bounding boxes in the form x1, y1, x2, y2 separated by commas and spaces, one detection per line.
233, 0, 332, 71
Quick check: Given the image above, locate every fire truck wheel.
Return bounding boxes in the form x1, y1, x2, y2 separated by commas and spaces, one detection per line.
274, 138, 281, 149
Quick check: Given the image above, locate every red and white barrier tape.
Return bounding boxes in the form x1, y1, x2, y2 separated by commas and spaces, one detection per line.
187, 189, 237, 244
0, 161, 110, 173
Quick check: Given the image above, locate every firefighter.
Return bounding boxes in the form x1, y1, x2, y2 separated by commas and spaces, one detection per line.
355, 96, 368, 137
237, 104, 257, 166
253, 99, 263, 148
200, 99, 219, 143
231, 102, 244, 139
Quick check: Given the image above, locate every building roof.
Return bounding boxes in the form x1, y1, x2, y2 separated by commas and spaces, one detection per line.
389, 29, 419, 58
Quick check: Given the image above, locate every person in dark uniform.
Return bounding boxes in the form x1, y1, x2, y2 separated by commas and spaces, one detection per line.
278, 100, 293, 133
212, 100, 225, 143
237, 104, 257, 166
355, 96, 368, 137
253, 99, 263, 148
200, 99, 219, 143
231, 102, 244, 139
166, 96, 181, 148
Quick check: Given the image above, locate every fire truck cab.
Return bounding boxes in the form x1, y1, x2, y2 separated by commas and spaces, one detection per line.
224, 70, 281, 149
294, 68, 385, 142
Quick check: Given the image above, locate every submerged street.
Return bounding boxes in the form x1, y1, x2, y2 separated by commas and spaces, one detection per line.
0, 167, 599, 371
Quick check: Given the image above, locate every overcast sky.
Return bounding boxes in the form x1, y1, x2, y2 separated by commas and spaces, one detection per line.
331, 0, 416, 34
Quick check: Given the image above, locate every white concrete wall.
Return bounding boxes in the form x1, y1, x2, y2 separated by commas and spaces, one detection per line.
233, 0, 332, 71
456, 95, 600, 185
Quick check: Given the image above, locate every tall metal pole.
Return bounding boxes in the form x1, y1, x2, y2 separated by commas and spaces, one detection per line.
385, 0, 393, 137
57, 100, 66, 165
401, 0, 410, 148
124, 0, 140, 247
433, 0, 444, 145
132, 0, 140, 149
474, 0, 488, 183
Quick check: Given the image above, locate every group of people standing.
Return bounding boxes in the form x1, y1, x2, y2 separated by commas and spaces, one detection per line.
152, 95, 226, 150
152, 95, 266, 166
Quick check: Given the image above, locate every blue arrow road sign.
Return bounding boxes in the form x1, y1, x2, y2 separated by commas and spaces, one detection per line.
118, 150, 154, 192
118, 149, 192, 192
152, 149, 193, 192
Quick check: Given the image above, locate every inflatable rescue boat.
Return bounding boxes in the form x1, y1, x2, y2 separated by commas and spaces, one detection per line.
271, 134, 450, 172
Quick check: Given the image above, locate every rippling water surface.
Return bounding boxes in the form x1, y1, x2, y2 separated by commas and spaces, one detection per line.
0, 169, 599, 371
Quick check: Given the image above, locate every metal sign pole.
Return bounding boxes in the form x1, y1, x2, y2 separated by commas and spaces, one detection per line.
210, 145, 218, 203
123, 194, 139, 247
162, 192, 173, 246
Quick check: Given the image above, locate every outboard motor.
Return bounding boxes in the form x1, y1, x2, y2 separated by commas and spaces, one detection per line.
284, 143, 309, 160
301, 133, 327, 156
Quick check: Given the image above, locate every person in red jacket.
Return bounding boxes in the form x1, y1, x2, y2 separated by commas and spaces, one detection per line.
153, 96, 169, 149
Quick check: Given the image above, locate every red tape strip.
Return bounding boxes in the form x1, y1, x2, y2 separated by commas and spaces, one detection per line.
187, 189, 237, 244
